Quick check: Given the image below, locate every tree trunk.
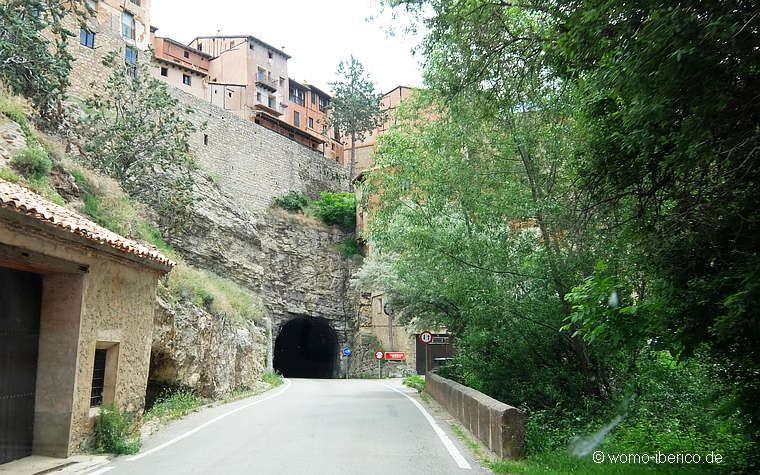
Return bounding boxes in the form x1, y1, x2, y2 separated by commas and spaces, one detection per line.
349, 132, 356, 192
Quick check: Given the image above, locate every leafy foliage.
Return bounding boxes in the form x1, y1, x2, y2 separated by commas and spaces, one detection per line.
372, 0, 758, 470
77, 52, 197, 232
93, 405, 141, 455
337, 236, 363, 258
312, 191, 357, 231
273, 191, 310, 212
326, 56, 385, 186
0, 0, 90, 124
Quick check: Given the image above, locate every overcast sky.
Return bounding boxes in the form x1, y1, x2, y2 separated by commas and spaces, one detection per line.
151, 0, 425, 95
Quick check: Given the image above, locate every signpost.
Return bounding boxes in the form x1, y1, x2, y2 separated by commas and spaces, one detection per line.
384, 352, 405, 360
374, 350, 384, 379
343, 347, 351, 379
419, 331, 433, 374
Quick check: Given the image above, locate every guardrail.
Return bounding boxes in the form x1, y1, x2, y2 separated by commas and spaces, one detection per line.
425, 372, 525, 459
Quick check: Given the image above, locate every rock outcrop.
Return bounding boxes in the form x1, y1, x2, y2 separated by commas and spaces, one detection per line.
151, 295, 267, 397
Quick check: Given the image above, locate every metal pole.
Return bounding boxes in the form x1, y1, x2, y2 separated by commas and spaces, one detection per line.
378, 359, 381, 379
425, 344, 429, 375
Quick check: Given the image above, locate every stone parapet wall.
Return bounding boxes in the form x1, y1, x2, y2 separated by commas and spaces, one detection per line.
425, 372, 525, 460
168, 87, 350, 212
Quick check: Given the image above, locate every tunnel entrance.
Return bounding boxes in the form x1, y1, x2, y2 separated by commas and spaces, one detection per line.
273, 317, 338, 378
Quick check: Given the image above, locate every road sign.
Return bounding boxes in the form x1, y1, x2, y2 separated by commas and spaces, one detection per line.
385, 352, 406, 360
343, 347, 352, 356
374, 350, 385, 360
419, 331, 433, 344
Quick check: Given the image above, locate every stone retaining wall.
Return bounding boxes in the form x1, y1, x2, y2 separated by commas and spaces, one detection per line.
425, 372, 525, 460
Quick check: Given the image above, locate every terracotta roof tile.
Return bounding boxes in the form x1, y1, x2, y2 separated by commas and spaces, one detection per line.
0, 179, 174, 268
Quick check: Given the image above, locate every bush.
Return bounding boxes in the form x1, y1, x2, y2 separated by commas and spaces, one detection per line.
93, 405, 141, 455
11, 147, 51, 180
0, 167, 20, 183
312, 191, 357, 231
273, 191, 310, 212
337, 237, 363, 257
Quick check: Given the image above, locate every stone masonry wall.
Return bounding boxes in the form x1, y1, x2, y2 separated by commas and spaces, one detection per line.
169, 87, 350, 212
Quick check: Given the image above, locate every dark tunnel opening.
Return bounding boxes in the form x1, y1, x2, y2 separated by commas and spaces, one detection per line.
273, 317, 338, 378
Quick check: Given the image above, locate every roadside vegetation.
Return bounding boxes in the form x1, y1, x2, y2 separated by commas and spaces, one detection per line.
93, 405, 141, 455
402, 374, 425, 393
359, 1, 759, 472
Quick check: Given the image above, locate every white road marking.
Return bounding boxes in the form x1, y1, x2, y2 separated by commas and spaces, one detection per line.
383, 384, 472, 470
85, 467, 114, 475
127, 379, 292, 462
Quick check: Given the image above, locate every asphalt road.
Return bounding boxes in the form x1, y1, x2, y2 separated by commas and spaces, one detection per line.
102, 378, 489, 475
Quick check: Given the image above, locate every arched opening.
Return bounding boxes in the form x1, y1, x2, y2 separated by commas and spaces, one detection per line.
273, 317, 338, 378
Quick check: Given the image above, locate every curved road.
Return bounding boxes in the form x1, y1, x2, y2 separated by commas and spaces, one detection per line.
103, 378, 488, 475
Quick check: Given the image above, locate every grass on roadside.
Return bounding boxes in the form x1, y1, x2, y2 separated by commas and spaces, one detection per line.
262, 371, 284, 387
451, 424, 484, 459
487, 450, 706, 475
143, 387, 204, 423
403, 374, 425, 392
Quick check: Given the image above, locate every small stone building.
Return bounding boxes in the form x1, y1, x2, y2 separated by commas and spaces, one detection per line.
0, 180, 172, 464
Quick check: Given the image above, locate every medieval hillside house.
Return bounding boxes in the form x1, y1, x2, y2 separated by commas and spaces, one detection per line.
0, 179, 172, 464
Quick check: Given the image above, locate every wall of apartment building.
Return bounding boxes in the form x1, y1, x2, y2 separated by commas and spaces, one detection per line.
152, 63, 206, 98
207, 83, 246, 114
288, 86, 344, 163
342, 86, 417, 173
167, 87, 349, 212
151, 37, 209, 99
190, 37, 290, 118
65, 0, 152, 101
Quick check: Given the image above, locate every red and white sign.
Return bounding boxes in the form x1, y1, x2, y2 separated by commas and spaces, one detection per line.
385, 352, 406, 360
374, 350, 385, 360
419, 331, 433, 344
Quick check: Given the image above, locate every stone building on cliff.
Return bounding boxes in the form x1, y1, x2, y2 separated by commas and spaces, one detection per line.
0, 179, 172, 464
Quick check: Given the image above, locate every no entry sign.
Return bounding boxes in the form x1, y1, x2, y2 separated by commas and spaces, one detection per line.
419, 331, 433, 344
374, 350, 385, 360
385, 352, 406, 360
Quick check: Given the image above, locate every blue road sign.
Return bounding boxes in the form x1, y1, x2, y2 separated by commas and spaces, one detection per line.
343, 347, 352, 356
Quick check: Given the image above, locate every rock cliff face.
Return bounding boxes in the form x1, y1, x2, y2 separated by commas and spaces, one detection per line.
156, 167, 367, 384
150, 296, 267, 397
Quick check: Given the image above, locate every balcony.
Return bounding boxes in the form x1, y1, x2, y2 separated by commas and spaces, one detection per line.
254, 103, 282, 117
255, 77, 278, 92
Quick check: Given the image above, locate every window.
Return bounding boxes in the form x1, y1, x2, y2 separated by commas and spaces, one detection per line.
183, 51, 189, 59
122, 11, 134, 39
256, 92, 262, 102
294, 111, 300, 127
160, 67, 168, 77
279, 77, 284, 87
203, 134, 209, 146
125, 46, 138, 77
183, 74, 191, 86
289, 87, 305, 106
87, 0, 97, 11
90, 349, 107, 406
79, 28, 94, 48
308, 117, 314, 129
268, 96, 275, 109
197, 44, 202, 52
130, 0, 141, 5
319, 96, 328, 112
268, 51, 273, 59
249, 44, 254, 50
257, 68, 265, 81
311, 92, 316, 105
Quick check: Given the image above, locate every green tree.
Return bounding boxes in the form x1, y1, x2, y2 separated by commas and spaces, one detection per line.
0, 0, 90, 124
326, 56, 384, 190
77, 52, 198, 231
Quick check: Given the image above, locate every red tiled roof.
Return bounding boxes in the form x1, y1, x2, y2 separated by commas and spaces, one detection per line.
0, 179, 174, 268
